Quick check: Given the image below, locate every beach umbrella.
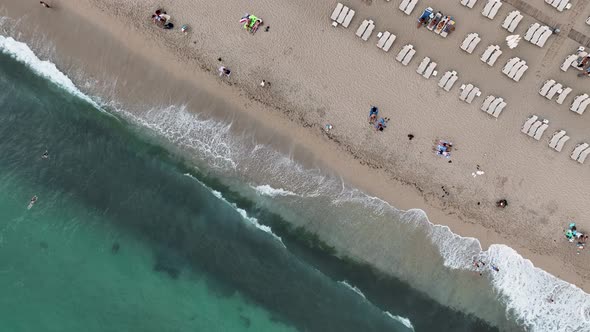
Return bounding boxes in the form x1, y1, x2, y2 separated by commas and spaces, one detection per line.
506, 35, 521, 49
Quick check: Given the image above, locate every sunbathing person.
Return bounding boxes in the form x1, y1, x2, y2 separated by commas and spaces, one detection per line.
369, 106, 378, 124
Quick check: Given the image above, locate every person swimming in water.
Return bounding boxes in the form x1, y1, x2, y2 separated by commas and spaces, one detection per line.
28, 195, 38, 209
41, 150, 49, 159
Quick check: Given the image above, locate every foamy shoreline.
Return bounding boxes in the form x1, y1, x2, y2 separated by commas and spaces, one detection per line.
2, 0, 590, 330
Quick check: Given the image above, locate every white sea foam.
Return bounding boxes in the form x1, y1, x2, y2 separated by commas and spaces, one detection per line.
0, 35, 112, 117
183, 173, 285, 247
338, 280, 366, 299
384, 311, 415, 331
253, 184, 299, 197
8, 32, 590, 332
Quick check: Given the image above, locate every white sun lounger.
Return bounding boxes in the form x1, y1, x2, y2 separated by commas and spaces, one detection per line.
502, 11, 519, 29
331, 3, 344, 21
534, 122, 549, 140
480, 45, 496, 62
423, 62, 437, 78
502, 58, 520, 75
417, 57, 430, 75
555, 135, 570, 152
524, 23, 540, 41
549, 130, 566, 149
444, 74, 458, 91
522, 115, 538, 133
461, 0, 478, 8
507, 14, 523, 33
545, 83, 562, 100
578, 148, 590, 163
482, 0, 497, 18
488, 1, 503, 19
383, 34, 396, 52
377, 32, 391, 49
556, 0, 572, 12
531, 26, 549, 45
536, 29, 552, 47
487, 49, 502, 66
561, 54, 578, 72
556, 87, 572, 104
399, 0, 419, 15
507, 61, 525, 78
342, 10, 355, 28
488, 98, 503, 113
539, 80, 556, 97
466, 87, 481, 103
438, 71, 452, 88
461, 33, 476, 50
570, 94, 589, 113
490, 101, 506, 117
336, 7, 349, 24
459, 84, 473, 101
527, 121, 543, 137
513, 65, 528, 81
355, 20, 370, 37
571, 143, 589, 161
402, 49, 416, 66
577, 98, 590, 114
396, 44, 411, 62
481, 95, 495, 112
361, 22, 375, 41
467, 36, 481, 53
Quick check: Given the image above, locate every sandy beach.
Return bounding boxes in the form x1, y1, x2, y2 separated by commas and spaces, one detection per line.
2, 0, 590, 323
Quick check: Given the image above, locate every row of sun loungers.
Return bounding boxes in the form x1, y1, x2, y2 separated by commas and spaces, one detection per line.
438, 71, 459, 92
538, 79, 572, 104
502, 10, 523, 33
416, 57, 437, 79
460, 0, 478, 9
480, 45, 502, 66
356, 19, 375, 41
459, 84, 481, 104
331, 3, 355, 28
524, 23, 552, 48
482, 0, 502, 20
396, 44, 416, 66
502, 57, 528, 82
461, 33, 481, 54
545, 0, 572, 12
376, 31, 396, 52
570, 94, 590, 114
399, 0, 419, 15
561, 47, 587, 72
521, 115, 549, 141
571, 143, 590, 164
481, 95, 506, 118
549, 130, 570, 152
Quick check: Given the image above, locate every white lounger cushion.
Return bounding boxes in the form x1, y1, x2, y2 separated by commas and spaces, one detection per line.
534, 123, 549, 140
536, 29, 552, 47
488, 98, 503, 113
423, 62, 437, 78
539, 80, 555, 96
481, 95, 495, 111
331, 3, 343, 21
383, 34, 396, 52
570, 94, 589, 113
361, 22, 375, 41
487, 49, 502, 66
438, 71, 452, 88
545, 83, 562, 100
525, 23, 540, 41
490, 101, 506, 117
377, 32, 391, 49
482, 0, 496, 17
561, 54, 578, 72
555, 135, 570, 152
528, 121, 543, 137
444, 74, 458, 91
549, 130, 566, 148
507, 14, 523, 33
531, 26, 548, 45
403, 0, 419, 15
488, 1, 503, 19
513, 65, 528, 81
502, 58, 520, 75
355, 20, 370, 37
461, 0, 478, 8
402, 49, 416, 65
466, 87, 481, 103
342, 10, 355, 28
399, 0, 411, 11
522, 115, 538, 133
467, 37, 481, 53
508, 61, 525, 78
336, 7, 349, 24
578, 148, 590, 163
502, 11, 518, 29
460, 84, 473, 101
417, 57, 430, 74
577, 98, 590, 114
571, 143, 589, 161
556, 87, 572, 104
396, 45, 411, 62
480, 45, 496, 62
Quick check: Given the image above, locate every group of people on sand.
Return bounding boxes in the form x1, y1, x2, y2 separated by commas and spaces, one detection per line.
565, 223, 589, 252
576, 56, 590, 77
368, 106, 390, 131
473, 258, 500, 276
151, 9, 174, 29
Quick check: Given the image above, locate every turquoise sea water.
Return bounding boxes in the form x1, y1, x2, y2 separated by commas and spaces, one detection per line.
0, 46, 501, 331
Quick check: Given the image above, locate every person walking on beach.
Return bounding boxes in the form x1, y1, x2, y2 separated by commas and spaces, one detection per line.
218, 66, 231, 78
40, 1, 51, 8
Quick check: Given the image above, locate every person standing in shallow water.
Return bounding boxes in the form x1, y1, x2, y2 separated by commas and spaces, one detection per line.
40, 1, 51, 8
